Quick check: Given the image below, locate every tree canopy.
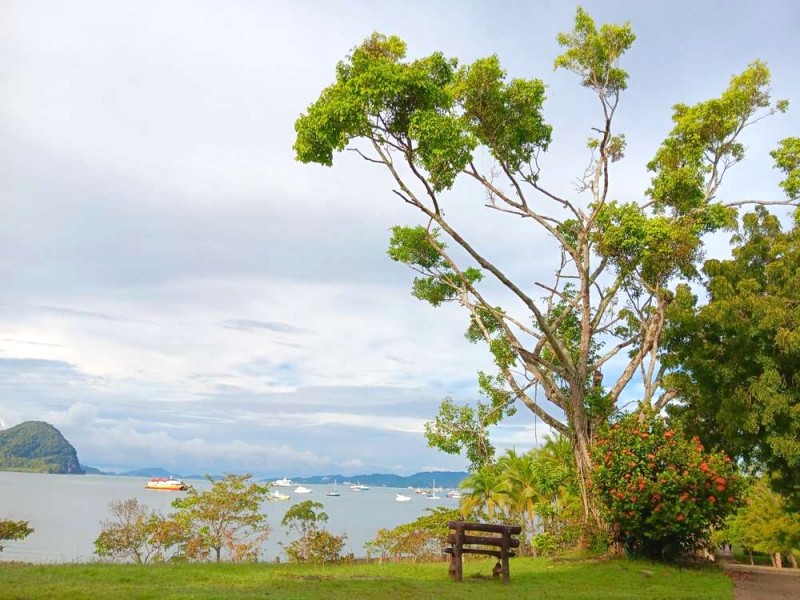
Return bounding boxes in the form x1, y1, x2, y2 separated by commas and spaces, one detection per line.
664, 207, 800, 503
0, 519, 33, 552
170, 473, 270, 563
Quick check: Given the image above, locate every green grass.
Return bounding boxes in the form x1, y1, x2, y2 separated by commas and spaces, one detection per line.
0, 557, 732, 600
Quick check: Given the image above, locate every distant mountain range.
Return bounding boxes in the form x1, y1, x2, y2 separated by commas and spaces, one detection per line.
79, 467, 469, 488
288, 471, 468, 489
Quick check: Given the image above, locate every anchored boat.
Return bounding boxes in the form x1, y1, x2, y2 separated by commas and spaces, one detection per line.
144, 477, 188, 491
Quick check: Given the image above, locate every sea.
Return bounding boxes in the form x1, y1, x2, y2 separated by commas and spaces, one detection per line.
0, 471, 458, 563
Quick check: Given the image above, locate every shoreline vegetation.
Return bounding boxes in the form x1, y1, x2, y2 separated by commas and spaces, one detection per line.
0, 557, 733, 600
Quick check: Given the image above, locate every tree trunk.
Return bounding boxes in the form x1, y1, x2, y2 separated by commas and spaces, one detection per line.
788, 553, 797, 569
774, 552, 783, 569
749, 549, 754, 565
215, 546, 222, 563
571, 410, 604, 531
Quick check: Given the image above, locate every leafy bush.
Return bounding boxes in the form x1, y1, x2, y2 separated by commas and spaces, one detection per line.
0, 518, 33, 552
94, 499, 169, 564
593, 412, 741, 560
365, 507, 460, 562
281, 500, 346, 564
284, 529, 347, 564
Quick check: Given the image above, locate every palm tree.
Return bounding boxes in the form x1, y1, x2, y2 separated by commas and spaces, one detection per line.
497, 449, 545, 544
459, 465, 507, 521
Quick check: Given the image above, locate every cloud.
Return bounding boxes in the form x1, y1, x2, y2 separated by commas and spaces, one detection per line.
221, 319, 306, 335
0, 338, 65, 348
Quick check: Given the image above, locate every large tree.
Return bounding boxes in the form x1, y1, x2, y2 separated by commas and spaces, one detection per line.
294, 8, 798, 525
664, 206, 800, 503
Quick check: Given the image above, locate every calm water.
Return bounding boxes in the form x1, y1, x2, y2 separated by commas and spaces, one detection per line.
0, 472, 457, 563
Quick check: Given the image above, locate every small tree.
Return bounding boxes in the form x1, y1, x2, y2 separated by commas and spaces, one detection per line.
0, 519, 33, 552
723, 478, 800, 569
281, 500, 346, 564
94, 498, 169, 564
593, 412, 741, 560
170, 473, 270, 563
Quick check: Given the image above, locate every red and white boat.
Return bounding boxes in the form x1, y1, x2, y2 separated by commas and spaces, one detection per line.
145, 477, 188, 491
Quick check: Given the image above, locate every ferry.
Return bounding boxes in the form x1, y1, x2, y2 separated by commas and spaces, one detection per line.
145, 477, 188, 491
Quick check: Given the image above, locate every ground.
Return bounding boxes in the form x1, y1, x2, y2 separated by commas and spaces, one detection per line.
724, 563, 800, 600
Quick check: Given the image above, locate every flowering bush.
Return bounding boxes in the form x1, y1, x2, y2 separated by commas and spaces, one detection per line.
593, 412, 742, 560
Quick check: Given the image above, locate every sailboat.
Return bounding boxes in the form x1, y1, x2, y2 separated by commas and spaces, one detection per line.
426, 479, 441, 500
326, 480, 341, 497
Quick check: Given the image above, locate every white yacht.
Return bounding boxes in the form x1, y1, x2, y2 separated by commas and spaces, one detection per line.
294, 485, 313, 494
395, 494, 412, 502
273, 477, 294, 487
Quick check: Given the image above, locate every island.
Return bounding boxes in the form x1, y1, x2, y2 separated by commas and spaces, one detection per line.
0, 421, 84, 474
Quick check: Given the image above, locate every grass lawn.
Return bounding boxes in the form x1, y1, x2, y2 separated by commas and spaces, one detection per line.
0, 556, 732, 600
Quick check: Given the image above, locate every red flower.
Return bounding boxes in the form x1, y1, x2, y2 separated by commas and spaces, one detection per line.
708, 495, 716, 503
664, 430, 674, 439
699, 462, 709, 472
677, 514, 685, 522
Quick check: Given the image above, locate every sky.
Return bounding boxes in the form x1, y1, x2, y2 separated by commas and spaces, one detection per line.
1, 0, 798, 477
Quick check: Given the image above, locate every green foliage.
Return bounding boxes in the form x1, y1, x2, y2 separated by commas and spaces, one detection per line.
0, 518, 33, 552
458, 437, 582, 555
647, 61, 777, 213
365, 507, 462, 562
721, 478, 800, 559
592, 201, 736, 286
281, 500, 329, 536
281, 500, 345, 564
295, 30, 551, 186
94, 498, 169, 564
387, 225, 483, 306
170, 473, 270, 563
554, 7, 636, 96
424, 397, 494, 469
0, 421, 84, 474
771, 137, 800, 199
593, 413, 742, 560
663, 207, 800, 504
284, 528, 347, 564
453, 55, 551, 171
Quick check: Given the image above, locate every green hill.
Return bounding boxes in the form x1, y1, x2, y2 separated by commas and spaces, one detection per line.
0, 421, 84, 474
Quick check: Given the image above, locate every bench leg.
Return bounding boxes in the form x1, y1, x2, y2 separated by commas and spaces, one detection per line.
501, 552, 510, 584
449, 549, 463, 582
492, 561, 502, 579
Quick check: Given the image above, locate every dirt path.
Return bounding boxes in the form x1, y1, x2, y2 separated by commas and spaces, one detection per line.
723, 563, 800, 600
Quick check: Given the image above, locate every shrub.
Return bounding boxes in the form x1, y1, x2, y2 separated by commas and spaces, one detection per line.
365, 507, 460, 562
284, 529, 347, 564
0, 519, 33, 552
593, 412, 742, 560
94, 499, 169, 564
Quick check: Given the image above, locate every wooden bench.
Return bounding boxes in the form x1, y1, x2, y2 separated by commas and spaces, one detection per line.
444, 520, 521, 583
